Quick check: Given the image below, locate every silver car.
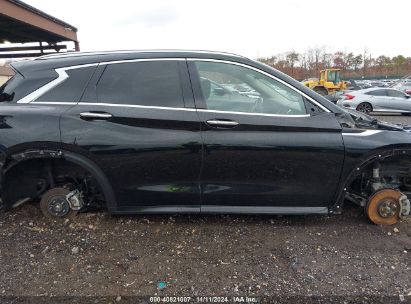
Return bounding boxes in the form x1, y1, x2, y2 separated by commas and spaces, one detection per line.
337, 88, 411, 114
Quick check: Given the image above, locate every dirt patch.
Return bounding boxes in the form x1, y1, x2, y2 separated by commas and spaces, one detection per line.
0, 202, 410, 302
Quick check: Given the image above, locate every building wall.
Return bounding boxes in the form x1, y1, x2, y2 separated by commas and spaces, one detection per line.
0, 66, 14, 85
0, 75, 11, 85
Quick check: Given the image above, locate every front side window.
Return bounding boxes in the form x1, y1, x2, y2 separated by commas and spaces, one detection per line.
194, 61, 307, 115
96, 61, 184, 107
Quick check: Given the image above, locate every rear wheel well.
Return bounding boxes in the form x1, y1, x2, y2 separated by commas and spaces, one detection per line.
2, 157, 108, 211
356, 102, 373, 113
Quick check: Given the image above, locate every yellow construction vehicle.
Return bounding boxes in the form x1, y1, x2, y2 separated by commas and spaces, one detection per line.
302, 69, 347, 96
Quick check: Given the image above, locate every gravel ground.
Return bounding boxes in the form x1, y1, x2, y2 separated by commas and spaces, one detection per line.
0, 115, 410, 304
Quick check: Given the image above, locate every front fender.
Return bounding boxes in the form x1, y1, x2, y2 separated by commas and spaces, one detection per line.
331, 128, 411, 212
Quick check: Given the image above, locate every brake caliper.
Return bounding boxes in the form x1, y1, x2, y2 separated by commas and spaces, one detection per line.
65, 189, 84, 211
399, 193, 411, 218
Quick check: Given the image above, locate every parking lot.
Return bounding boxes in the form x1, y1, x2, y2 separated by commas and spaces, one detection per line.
0, 115, 410, 303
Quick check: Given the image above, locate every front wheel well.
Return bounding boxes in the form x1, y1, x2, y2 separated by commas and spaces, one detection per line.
335, 151, 411, 212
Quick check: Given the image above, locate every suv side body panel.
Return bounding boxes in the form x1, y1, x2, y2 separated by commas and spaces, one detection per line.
4, 51, 411, 217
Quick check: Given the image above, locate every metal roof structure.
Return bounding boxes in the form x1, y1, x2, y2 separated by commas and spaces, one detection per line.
0, 0, 79, 58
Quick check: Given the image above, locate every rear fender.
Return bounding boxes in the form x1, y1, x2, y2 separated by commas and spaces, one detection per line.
1, 148, 117, 212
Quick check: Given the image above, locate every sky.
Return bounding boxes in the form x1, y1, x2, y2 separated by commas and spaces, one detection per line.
20, 0, 411, 59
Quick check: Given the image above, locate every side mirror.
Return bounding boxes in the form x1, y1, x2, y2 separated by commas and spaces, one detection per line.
405, 95, 410, 99
213, 87, 226, 96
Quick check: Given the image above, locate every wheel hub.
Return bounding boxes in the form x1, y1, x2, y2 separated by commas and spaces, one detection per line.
47, 196, 70, 217
377, 199, 398, 218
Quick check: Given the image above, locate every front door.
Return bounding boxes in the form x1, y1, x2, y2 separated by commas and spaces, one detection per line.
60, 59, 202, 212
386, 89, 411, 112
188, 60, 345, 213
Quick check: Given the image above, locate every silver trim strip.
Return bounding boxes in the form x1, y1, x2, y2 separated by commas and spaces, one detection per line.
102, 58, 184, 66
80, 112, 112, 119
30, 101, 310, 118
201, 206, 329, 214
207, 119, 239, 126
188, 58, 331, 113
78, 102, 197, 112
342, 130, 382, 136
199, 109, 309, 118
29, 101, 77, 105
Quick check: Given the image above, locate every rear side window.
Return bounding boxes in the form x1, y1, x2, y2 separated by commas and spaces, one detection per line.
37, 66, 96, 103
96, 61, 184, 107
365, 89, 387, 96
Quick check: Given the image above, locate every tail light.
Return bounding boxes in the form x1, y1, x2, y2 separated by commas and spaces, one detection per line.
343, 93, 355, 100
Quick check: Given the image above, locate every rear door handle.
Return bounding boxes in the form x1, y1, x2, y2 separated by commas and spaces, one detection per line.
206, 119, 239, 128
80, 112, 113, 120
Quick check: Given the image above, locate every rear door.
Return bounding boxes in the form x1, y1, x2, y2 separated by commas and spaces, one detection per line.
188, 60, 345, 213
60, 59, 203, 213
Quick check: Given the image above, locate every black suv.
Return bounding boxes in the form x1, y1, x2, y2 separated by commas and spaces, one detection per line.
0, 50, 410, 225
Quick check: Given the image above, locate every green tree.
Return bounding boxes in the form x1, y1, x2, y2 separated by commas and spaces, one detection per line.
344, 52, 355, 70
392, 55, 406, 75
353, 54, 363, 71
286, 52, 299, 69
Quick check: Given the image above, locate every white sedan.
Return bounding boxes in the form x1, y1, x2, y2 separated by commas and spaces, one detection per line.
337, 88, 411, 114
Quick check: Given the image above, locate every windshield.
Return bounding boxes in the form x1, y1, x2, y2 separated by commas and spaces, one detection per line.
327, 71, 341, 84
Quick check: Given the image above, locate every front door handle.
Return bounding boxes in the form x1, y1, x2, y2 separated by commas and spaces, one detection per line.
80, 112, 113, 120
206, 119, 239, 128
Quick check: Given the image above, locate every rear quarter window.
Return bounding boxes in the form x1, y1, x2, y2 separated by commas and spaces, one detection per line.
0, 70, 57, 103
36, 66, 97, 103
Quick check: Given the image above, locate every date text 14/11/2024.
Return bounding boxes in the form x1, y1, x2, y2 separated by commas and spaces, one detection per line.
149, 296, 259, 303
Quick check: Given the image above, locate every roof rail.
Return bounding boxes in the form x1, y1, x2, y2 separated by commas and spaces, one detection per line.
35, 50, 247, 60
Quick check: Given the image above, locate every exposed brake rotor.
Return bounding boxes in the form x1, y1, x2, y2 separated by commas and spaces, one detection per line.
366, 189, 402, 225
